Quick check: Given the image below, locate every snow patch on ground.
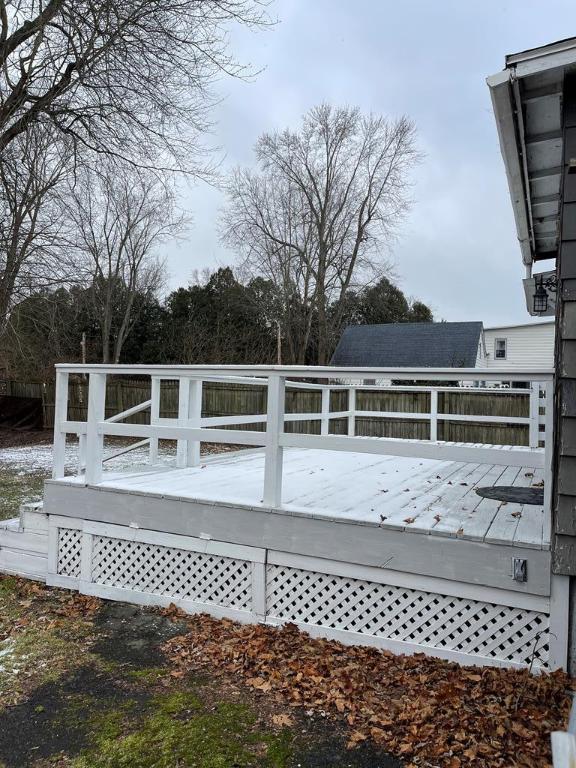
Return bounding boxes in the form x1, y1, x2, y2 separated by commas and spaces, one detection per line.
0, 442, 176, 476
0, 638, 16, 674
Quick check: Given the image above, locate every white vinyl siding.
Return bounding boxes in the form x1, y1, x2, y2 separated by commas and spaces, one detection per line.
484, 323, 554, 370
475, 338, 488, 368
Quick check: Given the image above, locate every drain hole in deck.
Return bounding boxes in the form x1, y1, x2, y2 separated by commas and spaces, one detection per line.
475, 486, 544, 505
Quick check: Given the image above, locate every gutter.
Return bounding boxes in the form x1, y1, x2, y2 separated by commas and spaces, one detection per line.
487, 69, 534, 267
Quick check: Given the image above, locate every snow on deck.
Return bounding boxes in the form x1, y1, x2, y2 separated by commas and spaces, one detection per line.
61, 448, 548, 550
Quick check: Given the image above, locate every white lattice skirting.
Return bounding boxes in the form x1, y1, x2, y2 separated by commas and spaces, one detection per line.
46, 516, 561, 671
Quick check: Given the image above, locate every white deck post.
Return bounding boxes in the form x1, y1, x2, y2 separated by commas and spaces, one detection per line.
176, 377, 202, 468
52, 370, 69, 479
263, 374, 285, 508
348, 387, 356, 437
430, 389, 438, 442
529, 383, 540, 448
84, 372, 106, 485
549, 574, 570, 671
551, 731, 576, 768
321, 386, 330, 436
543, 381, 554, 543
149, 376, 160, 465
187, 379, 202, 466
176, 377, 189, 468
78, 434, 86, 476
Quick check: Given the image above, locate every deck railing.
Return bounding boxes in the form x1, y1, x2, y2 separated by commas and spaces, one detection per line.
52, 364, 554, 511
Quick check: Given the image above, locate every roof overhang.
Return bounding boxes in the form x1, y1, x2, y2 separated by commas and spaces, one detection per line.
487, 37, 576, 268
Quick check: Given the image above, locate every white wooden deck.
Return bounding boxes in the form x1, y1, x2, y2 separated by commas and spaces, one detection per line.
64, 447, 549, 550
26, 365, 567, 671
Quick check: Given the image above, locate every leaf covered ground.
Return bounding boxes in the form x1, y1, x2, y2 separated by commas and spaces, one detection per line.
162, 610, 573, 768
0, 576, 400, 768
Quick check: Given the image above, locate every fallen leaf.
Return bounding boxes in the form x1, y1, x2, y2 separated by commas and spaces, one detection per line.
346, 730, 368, 748
272, 713, 293, 727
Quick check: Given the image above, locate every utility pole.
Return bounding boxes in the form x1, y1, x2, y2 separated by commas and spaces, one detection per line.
276, 319, 282, 366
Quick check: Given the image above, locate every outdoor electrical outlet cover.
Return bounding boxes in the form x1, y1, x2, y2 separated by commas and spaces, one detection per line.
512, 558, 528, 583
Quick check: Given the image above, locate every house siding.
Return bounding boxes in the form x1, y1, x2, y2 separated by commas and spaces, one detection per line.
475, 338, 487, 368
553, 73, 576, 576
484, 324, 555, 370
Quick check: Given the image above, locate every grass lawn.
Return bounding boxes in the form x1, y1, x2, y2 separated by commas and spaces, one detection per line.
0, 470, 45, 521
0, 576, 399, 768
0, 430, 52, 521
0, 574, 572, 767
0, 430, 243, 521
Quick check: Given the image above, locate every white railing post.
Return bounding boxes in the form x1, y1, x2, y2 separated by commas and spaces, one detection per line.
551, 731, 576, 768
188, 379, 202, 467
149, 376, 160, 465
52, 370, 69, 480
176, 377, 188, 468
321, 386, 330, 436
176, 377, 202, 468
84, 372, 106, 485
348, 386, 356, 437
543, 380, 554, 540
263, 374, 285, 508
78, 433, 86, 476
529, 383, 540, 448
430, 389, 438, 442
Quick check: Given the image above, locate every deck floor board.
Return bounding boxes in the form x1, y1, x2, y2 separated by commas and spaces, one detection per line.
70, 447, 548, 549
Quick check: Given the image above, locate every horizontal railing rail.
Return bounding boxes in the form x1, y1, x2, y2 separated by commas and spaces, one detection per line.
51, 365, 553, 529
54, 362, 554, 382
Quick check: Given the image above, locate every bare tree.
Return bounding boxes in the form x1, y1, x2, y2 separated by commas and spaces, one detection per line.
223, 104, 420, 364
0, 0, 268, 169
0, 0, 268, 349
68, 167, 181, 363
228, 170, 317, 363
0, 125, 74, 335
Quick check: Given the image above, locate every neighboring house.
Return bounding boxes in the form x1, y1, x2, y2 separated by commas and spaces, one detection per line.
482, 320, 555, 371
331, 322, 484, 370
331, 321, 554, 383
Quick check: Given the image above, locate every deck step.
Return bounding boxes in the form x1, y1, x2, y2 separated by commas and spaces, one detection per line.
0, 505, 48, 581
0, 529, 48, 556
20, 502, 48, 535
0, 517, 20, 532
0, 549, 47, 581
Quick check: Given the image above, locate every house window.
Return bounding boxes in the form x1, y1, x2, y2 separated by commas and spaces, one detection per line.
495, 338, 507, 360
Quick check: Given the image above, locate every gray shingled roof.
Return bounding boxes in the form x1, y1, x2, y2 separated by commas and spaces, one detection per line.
331, 322, 483, 368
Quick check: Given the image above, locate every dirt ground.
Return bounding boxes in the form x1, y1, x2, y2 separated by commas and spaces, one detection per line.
0, 575, 571, 768
0, 430, 51, 451
0, 577, 400, 768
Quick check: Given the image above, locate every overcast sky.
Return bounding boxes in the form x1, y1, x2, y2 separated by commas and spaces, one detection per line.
164, 1, 572, 325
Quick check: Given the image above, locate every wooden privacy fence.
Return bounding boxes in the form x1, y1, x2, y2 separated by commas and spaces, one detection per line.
2, 375, 537, 445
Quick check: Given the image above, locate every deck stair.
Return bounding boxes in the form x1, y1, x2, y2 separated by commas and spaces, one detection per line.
0, 502, 48, 581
